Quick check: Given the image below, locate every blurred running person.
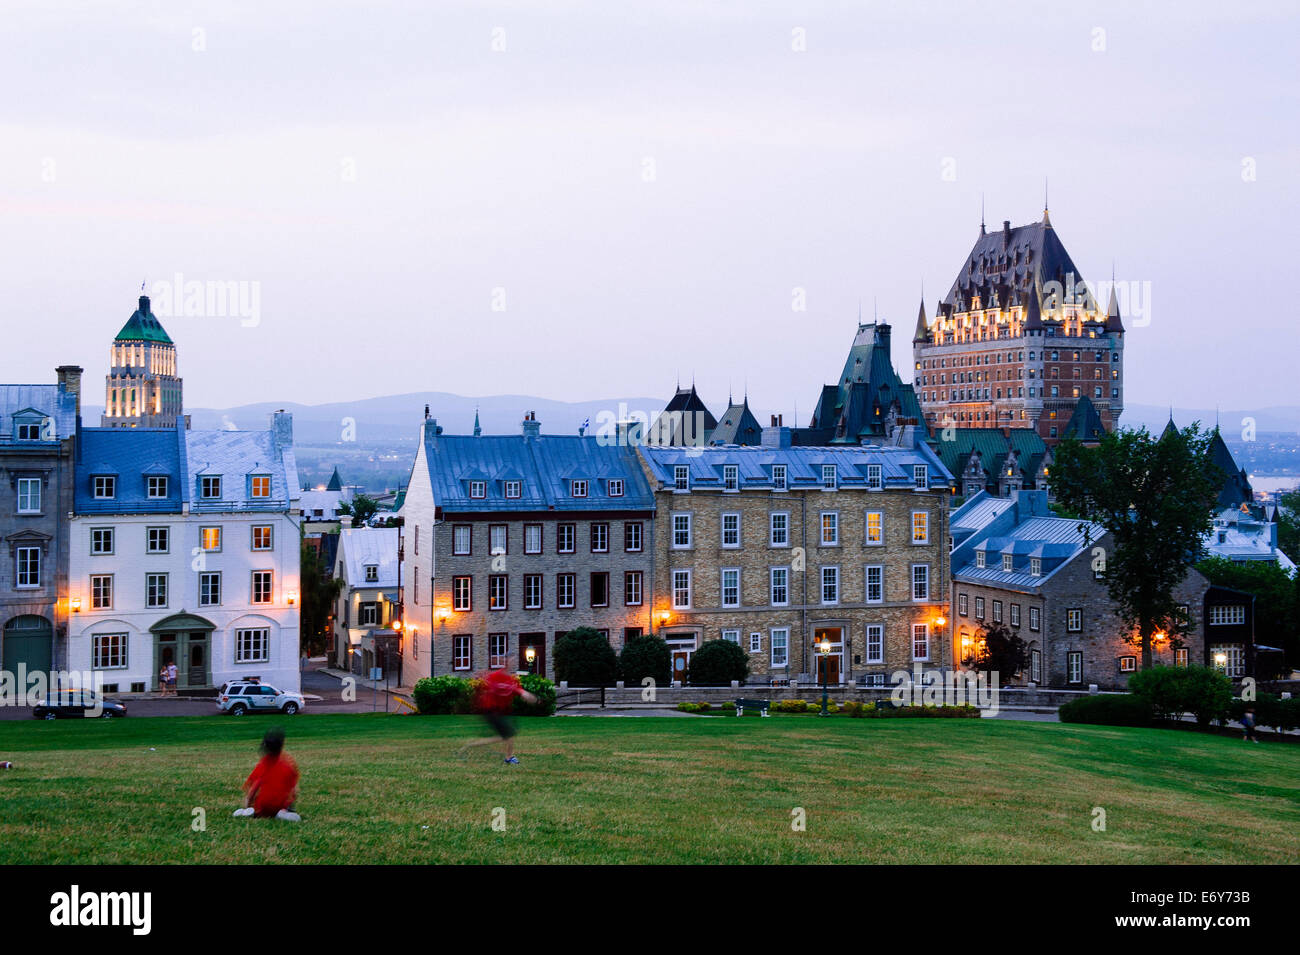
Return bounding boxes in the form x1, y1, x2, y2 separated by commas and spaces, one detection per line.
457, 670, 537, 764
233, 728, 301, 820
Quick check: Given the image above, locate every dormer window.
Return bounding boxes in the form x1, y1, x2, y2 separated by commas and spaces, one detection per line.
607, 478, 624, 498
673, 465, 689, 491
16, 420, 45, 441
772, 464, 787, 491
866, 464, 883, 490
571, 479, 588, 498
364, 564, 378, 583
250, 475, 271, 499
1030, 558, 1042, 577
200, 476, 222, 500
724, 465, 739, 492
1002, 554, 1013, 572
147, 476, 168, 499
469, 480, 486, 499
93, 476, 116, 499
975, 550, 986, 569
913, 465, 928, 489
822, 465, 837, 490
504, 480, 521, 499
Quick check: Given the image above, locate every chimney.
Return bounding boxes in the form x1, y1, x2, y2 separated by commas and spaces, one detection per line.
340, 515, 354, 529
270, 410, 293, 449
761, 425, 792, 448
139, 295, 151, 314
522, 411, 541, 440
770, 414, 784, 427
423, 417, 440, 449
56, 365, 84, 417
1003, 219, 1011, 237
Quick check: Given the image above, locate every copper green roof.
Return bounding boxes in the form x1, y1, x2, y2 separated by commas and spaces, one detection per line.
115, 295, 174, 344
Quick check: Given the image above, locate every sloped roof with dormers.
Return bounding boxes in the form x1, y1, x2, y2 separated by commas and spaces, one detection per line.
942, 215, 1095, 315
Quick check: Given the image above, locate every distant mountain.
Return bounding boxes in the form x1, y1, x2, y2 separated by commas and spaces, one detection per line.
1121, 404, 1300, 435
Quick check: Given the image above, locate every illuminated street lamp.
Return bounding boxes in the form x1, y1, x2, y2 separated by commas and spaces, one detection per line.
818, 637, 832, 716
525, 645, 537, 675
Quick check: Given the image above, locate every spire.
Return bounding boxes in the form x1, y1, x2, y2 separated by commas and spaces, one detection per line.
980, 193, 986, 235
912, 295, 930, 344
1105, 283, 1124, 332
326, 467, 343, 492
1024, 280, 1044, 330
473, 407, 481, 437
1042, 178, 1052, 227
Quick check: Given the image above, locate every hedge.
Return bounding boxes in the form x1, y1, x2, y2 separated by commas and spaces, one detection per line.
1059, 694, 1153, 727
411, 674, 556, 716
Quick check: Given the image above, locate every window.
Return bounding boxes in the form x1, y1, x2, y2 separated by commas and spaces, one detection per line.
91, 574, 113, 609
975, 550, 986, 569
469, 480, 486, 499
590, 522, 609, 553
524, 574, 542, 609
770, 512, 789, 547
16, 420, 42, 441
722, 629, 740, 644
91, 527, 114, 555
453, 635, 472, 671
252, 525, 273, 551
1067, 651, 1082, 684
672, 513, 692, 549
93, 476, 116, 499
15, 547, 40, 588
17, 477, 41, 513
524, 523, 542, 554
453, 525, 472, 555
238, 629, 271, 665
571, 479, 588, 498
557, 523, 576, 554
488, 633, 508, 669
866, 464, 883, 490
623, 521, 642, 552
360, 603, 378, 626
489, 575, 508, 610
590, 572, 609, 607
251, 571, 273, 604
146, 527, 169, 554
624, 571, 643, 606
772, 464, 787, 491
1010, 603, 1021, 627
195, 571, 221, 607
1029, 606, 1041, 631
1067, 608, 1082, 632
721, 569, 740, 608
672, 570, 691, 609
608, 478, 624, 498
505, 480, 522, 499
200, 476, 221, 500
992, 600, 1003, 623
820, 512, 839, 546
912, 564, 929, 601
821, 566, 839, 604
557, 573, 576, 609
674, 465, 689, 491
913, 465, 928, 489
364, 564, 378, 583
912, 624, 930, 661
721, 513, 740, 548
958, 593, 968, 616
1118, 655, 1137, 673
452, 576, 472, 611
863, 566, 883, 605
724, 465, 739, 491
250, 475, 271, 498
1030, 557, 1042, 577
866, 512, 883, 545
143, 573, 167, 608
488, 524, 508, 555
865, 624, 884, 663
749, 632, 762, 653
911, 511, 928, 544
770, 567, 789, 606
1030, 649, 1042, 684
1209, 604, 1246, 626
92, 633, 128, 670
1211, 645, 1244, 677
975, 596, 985, 619
770, 628, 789, 668
1175, 648, 1188, 668
822, 464, 837, 489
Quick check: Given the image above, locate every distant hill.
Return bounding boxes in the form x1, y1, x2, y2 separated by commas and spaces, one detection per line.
1122, 404, 1300, 435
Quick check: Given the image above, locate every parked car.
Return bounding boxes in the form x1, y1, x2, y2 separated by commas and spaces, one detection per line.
217, 681, 305, 715
33, 691, 128, 720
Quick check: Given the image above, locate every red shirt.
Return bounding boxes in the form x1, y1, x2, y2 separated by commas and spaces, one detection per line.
479, 670, 524, 714
244, 754, 299, 815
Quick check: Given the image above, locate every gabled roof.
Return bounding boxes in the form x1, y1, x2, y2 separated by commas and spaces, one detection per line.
74, 428, 185, 514
934, 428, 1047, 484
0, 384, 78, 444
338, 526, 400, 589
114, 296, 174, 344
943, 216, 1094, 315
185, 428, 296, 511
651, 385, 717, 445
951, 490, 1106, 589
807, 322, 923, 443
326, 467, 344, 491
711, 398, 763, 446
639, 443, 954, 492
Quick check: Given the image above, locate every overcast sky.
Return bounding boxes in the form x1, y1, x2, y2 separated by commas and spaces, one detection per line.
2, 0, 1296, 422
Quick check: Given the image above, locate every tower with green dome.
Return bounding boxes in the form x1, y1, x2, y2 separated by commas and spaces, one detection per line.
101, 294, 185, 429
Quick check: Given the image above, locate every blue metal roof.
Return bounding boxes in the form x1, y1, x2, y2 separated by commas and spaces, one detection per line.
424, 432, 655, 513
638, 443, 954, 491
185, 429, 296, 512
951, 491, 1105, 588
75, 428, 184, 514
0, 384, 78, 445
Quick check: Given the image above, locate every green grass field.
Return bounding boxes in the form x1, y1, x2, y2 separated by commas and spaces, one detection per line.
1, 713, 1296, 864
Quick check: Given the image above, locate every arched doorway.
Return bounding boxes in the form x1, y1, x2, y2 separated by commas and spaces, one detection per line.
3, 615, 53, 678
150, 613, 217, 691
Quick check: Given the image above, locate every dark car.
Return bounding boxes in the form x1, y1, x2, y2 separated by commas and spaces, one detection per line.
33, 691, 128, 720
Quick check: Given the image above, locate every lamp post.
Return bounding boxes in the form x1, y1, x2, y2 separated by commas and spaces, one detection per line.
525, 645, 537, 675
818, 637, 831, 716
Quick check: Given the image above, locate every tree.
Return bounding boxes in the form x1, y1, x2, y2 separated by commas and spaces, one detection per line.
340, 493, 380, 526
969, 622, 1030, 680
619, 634, 671, 687
299, 535, 342, 658
1051, 424, 1223, 669
552, 628, 618, 687
1277, 488, 1300, 565
687, 638, 749, 686
1195, 556, 1300, 670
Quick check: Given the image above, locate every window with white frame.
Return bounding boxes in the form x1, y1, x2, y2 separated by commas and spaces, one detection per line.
1209, 604, 1245, 626
820, 512, 839, 546
1067, 608, 1082, 632
975, 596, 985, 619
1067, 651, 1082, 684
524, 523, 542, 554
865, 624, 884, 664
505, 480, 522, 499
911, 511, 928, 544
992, 600, 1003, 623
453, 525, 472, 555
608, 478, 623, 498
235, 628, 270, 664
722, 629, 740, 644
1029, 606, 1041, 631
93, 475, 116, 499
770, 628, 789, 668
770, 512, 789, 547
866, 464, 882, 490
571, 479, 588, 498
17, 477, 41, 514
250, 474, 271, 498
557, 523, 576, 553
252, 525, 273, 551
672, 513, 692, 549
490, 524, 508, 555
92, 632, 128, 670
723, 465, 739, 491
624, 521, 642, 552
91, 527, 114, 555
146, 573, 168, 608
912, 564, 929, 601
1010, 603, 1020, 627
770, 567, 789, 606
772, 464, 787, 491
912, 624, 930, 661
975, 550, 986, 569
557, 573, 575, 608
1030, 557, 1042, 576
524, 574, 542, 609
16, 547, 40, 588
91, 574, 113, 609
822, 464, 837, 489
1175, 648, 1188, 668
200, 476, 222, 500
489, 633, 508, 668
673, 465, 689, 491
360, 602, 378, 626
201, 526, 222, 551
1118, 655, 1136, 673
1002, 553, 1013, 572
865, 565, 883, 603
672, 569, 692, 609
1211, 645, 1244, 677
721, 513, 740, 548
589, 522, 609, 553
489, 575, 508, 610
469, 480, 486, 499
821, 566, 839, 604
1030, 649, 1042, 683
958, 592, 968, 615
721, 568, 740, 608
624, 571, 643, 606
866, 511, 883, 545
749, 631, 762, 653
453, 635, 472, 671
199, 572, 221, 607
251, 570, 273, 604
913, 464, 928, 489
146, 527, 169, 554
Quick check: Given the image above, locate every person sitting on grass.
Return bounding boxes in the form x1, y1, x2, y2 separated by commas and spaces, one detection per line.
233, 728, 301, 821
457, 670, 538, 765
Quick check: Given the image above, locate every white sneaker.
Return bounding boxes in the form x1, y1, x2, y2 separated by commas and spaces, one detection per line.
232, 807, 255, 817
275, 809, 302, 822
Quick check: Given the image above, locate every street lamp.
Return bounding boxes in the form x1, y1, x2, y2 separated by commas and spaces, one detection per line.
525, 645, 537, 675
818, 637, 832, 716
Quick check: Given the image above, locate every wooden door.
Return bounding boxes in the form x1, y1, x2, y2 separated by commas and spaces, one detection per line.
671, 650, 689, 683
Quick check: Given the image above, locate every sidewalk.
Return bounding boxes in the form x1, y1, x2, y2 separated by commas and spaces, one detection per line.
316, 666, 413, 696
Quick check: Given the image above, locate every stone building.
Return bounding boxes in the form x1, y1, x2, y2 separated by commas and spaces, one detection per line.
401, 412, 656, 681
101, 295, 185, 430
639, 431, 954, 686
331, 524, 400, 677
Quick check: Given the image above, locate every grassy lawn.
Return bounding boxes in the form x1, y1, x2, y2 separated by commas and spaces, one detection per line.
0, 713, 1296, 864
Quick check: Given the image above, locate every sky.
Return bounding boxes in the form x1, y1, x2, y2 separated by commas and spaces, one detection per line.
1, 0, 1297, 420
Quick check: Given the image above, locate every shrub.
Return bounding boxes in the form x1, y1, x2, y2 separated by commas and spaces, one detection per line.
1230, 694, 1300, 732
776, 699, 808, 713
676, 702, 699, 713
412, 675, 473, 715
1059, 694, 1153, 727
720, 701, 736, 711
842, 700, 865, 718
553, 627, 618, 687
513, 674, 556, 716
1129, 665, 1233, 728
619, 634, 671, 687
687, 638, 749, 686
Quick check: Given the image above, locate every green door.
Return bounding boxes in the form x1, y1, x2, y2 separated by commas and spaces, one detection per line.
3, 616, 53, 679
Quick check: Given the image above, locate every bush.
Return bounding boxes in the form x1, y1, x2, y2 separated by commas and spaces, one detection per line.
1059, 694, 1153, 727
513, 674, 556, 716
776, 699, 808, 713
412, 675, 474, 715
675, 701, 713, 714
553, 627, 618, 687
843, 700, 865, 718
619, 634, 671, 687
1230, 694, 1300, 732
687, 639, 749, 686
1129, 665, 1233, 728
720, 701, 736, 711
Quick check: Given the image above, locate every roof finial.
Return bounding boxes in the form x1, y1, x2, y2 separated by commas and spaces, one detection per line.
873, 296, 878, 324
980, 192, 986, 234
1043, 178, 1051, 226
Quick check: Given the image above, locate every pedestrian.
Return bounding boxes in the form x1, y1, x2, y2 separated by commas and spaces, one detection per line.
165, 661, 178, 697
233, 728, 301, 821
457, 670, 538, 765
1241, 707, 1259, 743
